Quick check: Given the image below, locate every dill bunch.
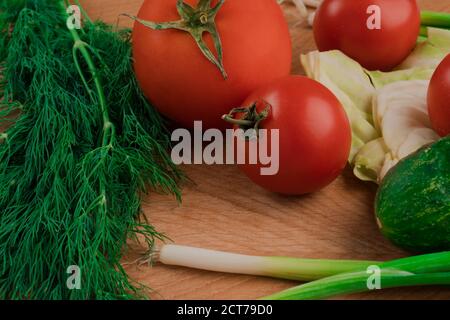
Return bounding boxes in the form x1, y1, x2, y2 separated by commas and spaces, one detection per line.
0, 0, 181, 299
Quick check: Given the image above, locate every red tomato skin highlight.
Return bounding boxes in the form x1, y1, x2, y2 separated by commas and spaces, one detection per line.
313, 0, 420, 71
132, 0, 292, 129
236, 76, 352, 195
428, 55, 450, 137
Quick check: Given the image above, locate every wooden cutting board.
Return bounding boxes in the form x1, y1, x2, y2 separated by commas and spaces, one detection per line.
82, 0, 450, 300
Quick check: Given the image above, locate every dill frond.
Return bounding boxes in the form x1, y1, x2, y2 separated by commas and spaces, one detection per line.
0, 0, 181, 299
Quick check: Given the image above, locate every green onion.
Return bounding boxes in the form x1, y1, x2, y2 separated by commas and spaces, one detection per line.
263, 251, 450, 300
151, 245, 380, 281
149, 246, 450, 299
262, 271, 450, 300
421, 11, 450, 29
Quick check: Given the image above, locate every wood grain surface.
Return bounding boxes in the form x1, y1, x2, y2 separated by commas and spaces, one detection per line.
81, 0, 450, 300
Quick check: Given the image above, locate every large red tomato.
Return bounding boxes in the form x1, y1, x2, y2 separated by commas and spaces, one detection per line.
132, 0, 292, 129
313, 0, 420, 71
428, 54, 450, 137
226, 76, 352, 195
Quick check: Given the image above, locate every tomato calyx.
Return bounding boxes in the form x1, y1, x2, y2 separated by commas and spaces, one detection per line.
222, 101, 271, 134
124, 0, 227, 79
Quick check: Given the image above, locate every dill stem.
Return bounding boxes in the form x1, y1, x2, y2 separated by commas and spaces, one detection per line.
61, 0, 115, 205
61, 0, 114, 147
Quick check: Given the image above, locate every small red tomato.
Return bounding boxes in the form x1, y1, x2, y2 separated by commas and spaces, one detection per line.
225, 76, 352, 195
313, 0, 420, 71
428, 54, 450, 137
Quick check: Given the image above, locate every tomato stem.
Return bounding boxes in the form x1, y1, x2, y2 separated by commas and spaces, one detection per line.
123, 0, 227, 79
222, 101, 271, 132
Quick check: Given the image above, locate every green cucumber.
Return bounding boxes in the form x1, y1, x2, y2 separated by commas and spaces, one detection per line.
375, 136, 450, 252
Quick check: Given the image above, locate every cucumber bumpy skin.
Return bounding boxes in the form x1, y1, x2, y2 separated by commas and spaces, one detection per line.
375, 136, 450, 253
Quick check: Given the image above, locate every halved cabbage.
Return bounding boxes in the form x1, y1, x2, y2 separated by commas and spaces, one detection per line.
300, 27, 449, 183
399, 27, 450, 70
358, 80, 439, 183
